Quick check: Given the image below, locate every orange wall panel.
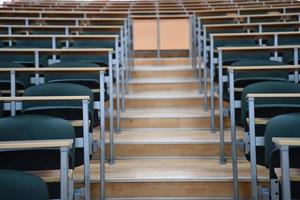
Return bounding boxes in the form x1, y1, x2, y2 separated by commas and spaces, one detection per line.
133, 19, 157, 50
160, 18, 190, 50
133, 18, 190, 51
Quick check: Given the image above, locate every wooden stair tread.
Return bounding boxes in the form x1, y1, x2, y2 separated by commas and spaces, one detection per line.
275, 168, 300, 181
126, 90, 208, 99
130, 77, 198, 84
29, 169, 73, 183
95, 129, 243, 144
120, 107, 216, 118
73, 158, 268, 182
133, 65, 193, 71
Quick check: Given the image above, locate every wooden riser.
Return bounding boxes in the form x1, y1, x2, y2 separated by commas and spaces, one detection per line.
131, 70, 194, 79
134, 58, 190, 66
76, 181, 268, 199
92, 143, 243, 159
123, 98, 203, 108
128, 82, 199, 91
108, 118, 229, 129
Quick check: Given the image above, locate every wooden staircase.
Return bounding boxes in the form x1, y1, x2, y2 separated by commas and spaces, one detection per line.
76, 57, 269, 199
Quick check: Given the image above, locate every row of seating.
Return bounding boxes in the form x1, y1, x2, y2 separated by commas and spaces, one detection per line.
0, 4, 132, 200
4, 0, 300, 13
194, 3, 300, 199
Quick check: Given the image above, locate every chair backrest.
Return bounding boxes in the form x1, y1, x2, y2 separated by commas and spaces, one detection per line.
0, 50, 48, 67
241, 81, 300, 127
0, 114, 75, 170
22, 83, 94, 120
0, 169, 49, 200
60, 40, 115, 65
22, 83, 94, 167
265, 112, 300, 169
0, 61, 30, 89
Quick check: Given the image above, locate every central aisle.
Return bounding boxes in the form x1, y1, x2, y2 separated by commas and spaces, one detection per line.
77, 58, 268, 199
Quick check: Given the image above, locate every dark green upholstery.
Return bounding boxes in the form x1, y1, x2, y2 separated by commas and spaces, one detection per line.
241, 81, 300, 165
222, 60, 287, 102
46, 61, 109, 101
265, 113, 300, 199
22, 83, 94, 167
231, 60, 288, 84
222, 50, 271, 65
15, 39, 53, 48
265, 112, 300, 167
0, 169, 48, 200
0, 61, 30, 89
241, 81, 300, 127
0, 48, 48, 67
60, 40, 115, 65
22, 83, 94, 114
0, 114, 75, 171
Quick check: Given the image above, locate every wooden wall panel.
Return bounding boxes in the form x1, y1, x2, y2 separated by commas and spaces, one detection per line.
133, 19, 157, 50
133, 18, 190, 51
160, 18, 190, 50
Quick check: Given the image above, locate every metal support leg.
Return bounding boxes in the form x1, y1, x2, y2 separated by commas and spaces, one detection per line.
280, 145, 291, 200
120, 29, 126, 112
108, 52, 115, 164
82, 99, 91, 200
248, 97, 258, 200
197, 18, 203, 95
115, 39, 121, 134
229, 69, 239, 200
218, 49, 226, 163
294, 48, 299, 83
10, 70, 16, 116
34, 50, 40, 85
60, 146, 69, 200
99, 72, 106, 200
210, 35, 215, 132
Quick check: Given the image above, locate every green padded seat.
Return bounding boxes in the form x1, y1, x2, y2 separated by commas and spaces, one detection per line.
264, 113, 300, 199
265, 113, 300, 167
240, 81, 300, 165
15, 39, 54, 48
0, 114, 75, 171
0, 47, 48, 67
46, 61, 109, 101
59, 40, 116, 66
222, 50, 271, 65
22, 83, 94, 167
222, 60, 287, 102
0, 169, 49, 200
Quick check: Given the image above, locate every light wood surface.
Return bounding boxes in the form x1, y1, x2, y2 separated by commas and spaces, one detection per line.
0, 25, 122, 28
218, 45, 300, 51
0, 139, 73, 149
0, 67, 107, 72
205, 21, 300, 28
247, 93, 300, 98
227, 65, 299, 71
73, 159, 268, 182
30, 169, 73, 183
275, 168, 300, 182
273, 137, 300, 146
133, 19, 157, 50
212, 31, 300, 38
0, 96, 90, 101
0, 34, 119, 39
199, 12, 300, 20
0, 48, 113, 52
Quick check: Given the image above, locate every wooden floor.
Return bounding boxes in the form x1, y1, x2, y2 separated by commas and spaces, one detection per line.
79, 58, 265, 199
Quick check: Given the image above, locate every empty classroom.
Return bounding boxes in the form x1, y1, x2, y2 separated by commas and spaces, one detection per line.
0, 0, 299, 200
